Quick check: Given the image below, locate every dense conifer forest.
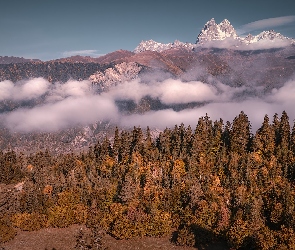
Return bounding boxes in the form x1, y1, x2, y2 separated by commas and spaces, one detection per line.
1, 111, 295, 249
0, 62, 112, 83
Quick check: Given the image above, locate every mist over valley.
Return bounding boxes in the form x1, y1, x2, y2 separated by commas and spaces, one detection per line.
0, 20, 295, 153
2, 4, 295, 248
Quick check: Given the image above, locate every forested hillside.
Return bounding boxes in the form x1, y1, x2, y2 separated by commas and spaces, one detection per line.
0, 62, 112, 83
1, 111, 295, 249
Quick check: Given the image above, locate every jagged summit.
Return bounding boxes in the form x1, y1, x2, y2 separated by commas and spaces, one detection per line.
243, 30, 291, 44
134, 39, 194, 53
196, 18, 237, 44
134, 40, 173, 53
133, 18, 294, 53
255, 30, 288, 41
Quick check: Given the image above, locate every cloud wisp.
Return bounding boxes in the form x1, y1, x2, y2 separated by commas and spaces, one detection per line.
4, 95, 118, 132
62, 50, 104, 57
1, 76, 295, 133
0, 78, 49, 101
238, 16, 295, 35
0, 78, 92, 102
116, 78, 295, 132
104, 79, 230, 105
199, 37, 292, 51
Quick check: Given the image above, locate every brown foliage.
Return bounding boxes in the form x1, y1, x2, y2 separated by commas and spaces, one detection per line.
47, 191, 88, 228
0, 217, 16, 243
12, 212, 47, 231
2, 112, 295, 249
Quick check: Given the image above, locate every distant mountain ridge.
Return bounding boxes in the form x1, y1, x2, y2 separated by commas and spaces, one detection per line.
134, 18, 295, 53
1, 18, 294, 64
0, 56, 41, 64
134, 40, 194, 53
0, 18, 294, 88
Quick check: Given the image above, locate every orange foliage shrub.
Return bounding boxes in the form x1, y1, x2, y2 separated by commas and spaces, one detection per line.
47, 191, 88, 228
12, 212, 47, 231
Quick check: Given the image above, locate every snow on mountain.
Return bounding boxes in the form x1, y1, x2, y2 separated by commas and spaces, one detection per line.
196, 18, 238, 44
196, 19, 295, 48
243, 30, 292, 44
133, 18, 294, 53
89, 62, 142, 90
134, 40, 194, 53
134, 40, 172, 53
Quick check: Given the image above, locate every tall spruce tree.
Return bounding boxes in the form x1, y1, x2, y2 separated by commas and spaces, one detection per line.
230, 111, 251, 155
253, 115, 275, 158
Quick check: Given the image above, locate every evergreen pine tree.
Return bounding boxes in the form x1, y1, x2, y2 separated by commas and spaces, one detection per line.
230, 111, 251, 155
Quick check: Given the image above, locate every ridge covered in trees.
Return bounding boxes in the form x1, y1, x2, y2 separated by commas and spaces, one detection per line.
1, 111, 295, 249
0, 62, 112, 83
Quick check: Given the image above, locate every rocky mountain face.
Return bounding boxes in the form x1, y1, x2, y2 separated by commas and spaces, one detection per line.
89, 62, 143, 90
134, 40, 194, 53
244, 30, 291, 44
196, 18, 237, 44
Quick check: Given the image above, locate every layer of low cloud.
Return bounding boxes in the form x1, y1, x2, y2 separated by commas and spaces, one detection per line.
0, 78, 92, 102
46, 80, 92, 102
238, 16, 295, 34
0, 78, 49, 101
4, 95, 117, 132
200, 37, 292, 51
104, 79, 234, 104
1, 76, 295, 133
119, 99, 281, 132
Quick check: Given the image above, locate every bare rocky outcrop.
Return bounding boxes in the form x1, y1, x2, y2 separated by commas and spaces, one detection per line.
89, 62, 142, 89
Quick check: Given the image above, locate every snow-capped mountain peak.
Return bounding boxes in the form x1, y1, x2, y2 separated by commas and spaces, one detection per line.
204, 18, 217, 27
133, 39, 194, 53
243, 34, 255, 43
133, 18, 294, 53
220, 19, 230, 25
242, 30, 291, 44
134, 40, 173, 53
196, 18, 237, 44
256, 30, 288, 41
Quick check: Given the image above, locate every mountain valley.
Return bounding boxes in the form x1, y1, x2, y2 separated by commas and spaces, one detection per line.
0, 19, 294, 153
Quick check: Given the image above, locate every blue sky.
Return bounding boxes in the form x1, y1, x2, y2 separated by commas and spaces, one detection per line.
1, 0, 295, 60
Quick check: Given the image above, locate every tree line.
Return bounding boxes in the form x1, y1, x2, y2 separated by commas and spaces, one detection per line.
0, 111, 295, 249
0, 62, 111, 83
